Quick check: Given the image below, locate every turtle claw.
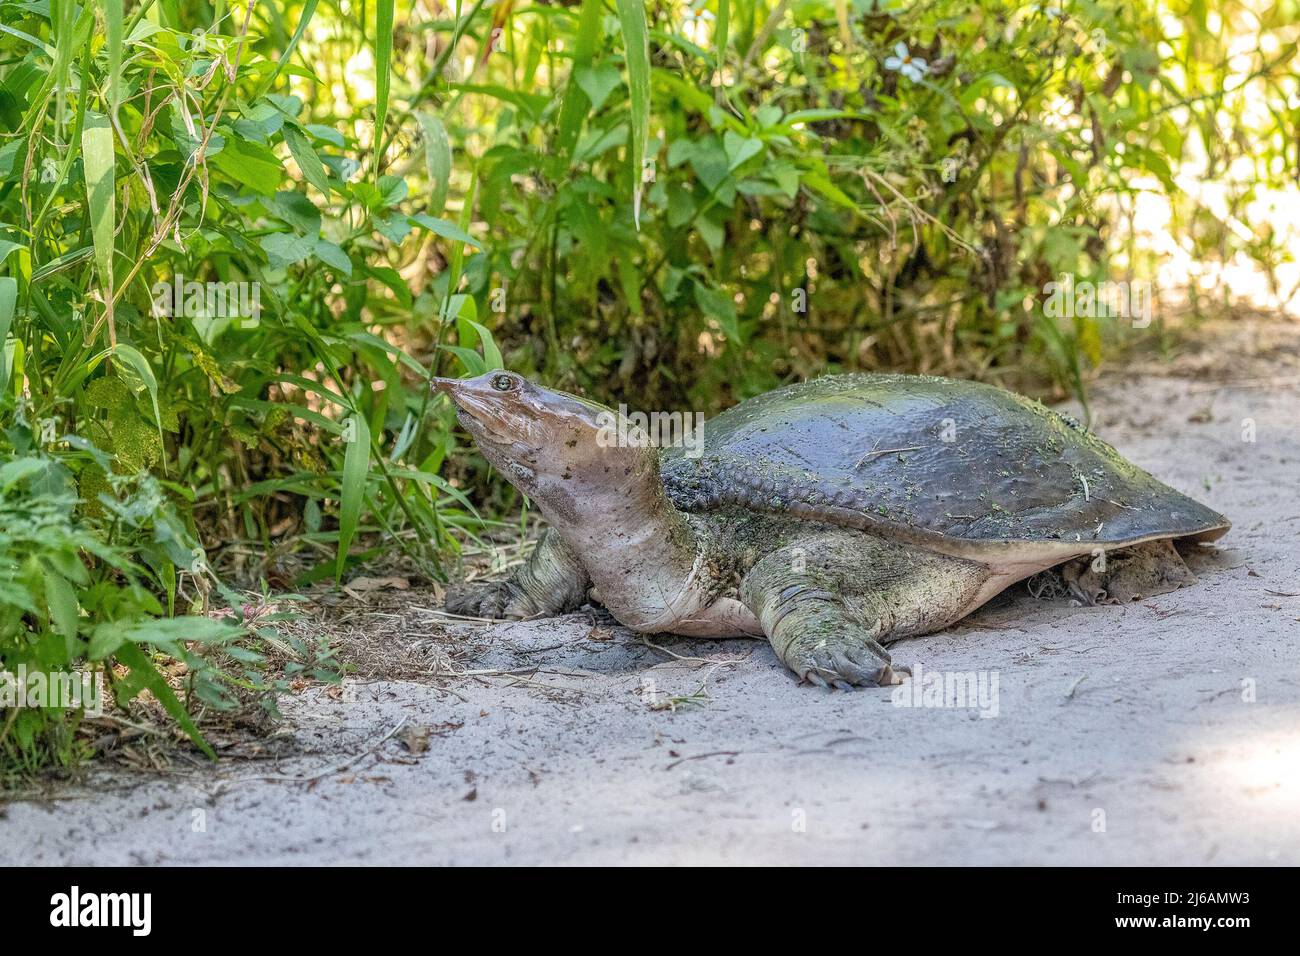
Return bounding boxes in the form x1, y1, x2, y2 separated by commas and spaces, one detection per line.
446, 581, 531, 620
787, 639, 897, 688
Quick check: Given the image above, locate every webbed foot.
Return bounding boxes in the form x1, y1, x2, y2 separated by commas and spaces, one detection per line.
742, 579, 908, 689
445, 579, 537, 620
739, 532, 988, 690
444, 528, 591, 621
788, 638, 910, 690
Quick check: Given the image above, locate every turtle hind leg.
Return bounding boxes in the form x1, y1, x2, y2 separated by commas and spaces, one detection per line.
446, 528, 590, 620
739, 530, 989, 689
1053, 538, 1196, 606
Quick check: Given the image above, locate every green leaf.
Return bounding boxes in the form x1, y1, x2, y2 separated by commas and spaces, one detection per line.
575, 64, 621, 112
211, 138, 284, 195
0, 456, 45, 491
306, 124, 346, 148
770, 163, 801, 198
88, 621, 129, 660
409, 213, 481, 248
364, 265, 413, 307
694, 281, 740, 343
379, 174, 408, 206
695, 214, 723, 253
415, 112, 452, 217
803, 171, 858, 211
314, 239, 352, 276
171, 102, 225, 161
723, 130, 763, 170
448, 84, 550, 120
235, 101, 286, 142
112, 343, 164, 444
375, 212, 413, 244
336, 412, 371, 581
460, 317, 504, 370
613, 0, 651, 228
114, 642, 215, 760
438, 344, 488, 377
689, 137, 730, 192
575, 123, 628, 163
82, 111, 115, 305
284, 124, 332, 196
42, 566, 80, 653
261, 232, 317, 269
272, 190, 322, 235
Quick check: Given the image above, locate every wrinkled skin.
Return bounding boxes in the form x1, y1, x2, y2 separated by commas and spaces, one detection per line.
433, 372, 1225, 688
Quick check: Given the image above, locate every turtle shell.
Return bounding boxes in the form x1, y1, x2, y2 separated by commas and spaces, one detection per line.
660, 373, 1228, 557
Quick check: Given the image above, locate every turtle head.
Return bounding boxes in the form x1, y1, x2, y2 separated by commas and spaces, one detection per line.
431, 371, 653, 524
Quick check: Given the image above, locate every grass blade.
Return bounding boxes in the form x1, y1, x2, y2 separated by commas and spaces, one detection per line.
374, 0, 395, 181
102, 0, 123, 114
82, 110, 116, 342
336, 411, 371, 581
0, 23, 56, 58
716, 0, 729, 88
259, 0, 320, 95
555, 0, 602, 158
0, 277, 15, 395
613, 0, 651, 228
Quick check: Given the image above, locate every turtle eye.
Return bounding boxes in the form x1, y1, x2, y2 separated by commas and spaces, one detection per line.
490, 373, 517, 392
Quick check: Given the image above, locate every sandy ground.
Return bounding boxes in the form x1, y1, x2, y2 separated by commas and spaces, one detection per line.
3, 324, 1299, 865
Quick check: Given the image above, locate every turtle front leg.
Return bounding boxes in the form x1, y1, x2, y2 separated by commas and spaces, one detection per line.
740, 531, 990, 689
446, 528, 591, 620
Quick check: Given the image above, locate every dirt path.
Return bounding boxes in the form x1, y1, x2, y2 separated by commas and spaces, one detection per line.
4, 325, 1299, 865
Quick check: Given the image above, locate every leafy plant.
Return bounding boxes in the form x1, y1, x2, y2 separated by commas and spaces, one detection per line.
0, 451, 240, 775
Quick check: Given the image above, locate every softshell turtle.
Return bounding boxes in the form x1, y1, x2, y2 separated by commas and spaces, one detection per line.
433, 371, 1228, 687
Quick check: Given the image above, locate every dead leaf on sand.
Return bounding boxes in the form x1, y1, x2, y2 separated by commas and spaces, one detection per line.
343, 576, 412, 598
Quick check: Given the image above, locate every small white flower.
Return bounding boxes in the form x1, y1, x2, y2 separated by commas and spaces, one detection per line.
884, 42, 929, 83
682, 3, 715, 43
683, 4, 715, 26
